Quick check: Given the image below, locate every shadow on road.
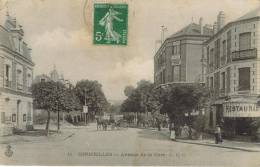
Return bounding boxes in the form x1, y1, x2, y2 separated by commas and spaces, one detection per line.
137, 129, 169, 141
14, 129, 57, 137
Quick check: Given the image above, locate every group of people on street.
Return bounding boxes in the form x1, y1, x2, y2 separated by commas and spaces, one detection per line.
169, 122, 223, 144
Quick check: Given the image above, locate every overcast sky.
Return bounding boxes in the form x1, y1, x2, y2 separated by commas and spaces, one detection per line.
0, 0, 258, 101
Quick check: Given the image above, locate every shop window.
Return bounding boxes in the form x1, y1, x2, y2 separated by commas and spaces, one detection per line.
239, 32, 251, 50
1, 112, 5, 123
238, 67, 250, 91
23, 114, 26, 122
12, 114, 16, 122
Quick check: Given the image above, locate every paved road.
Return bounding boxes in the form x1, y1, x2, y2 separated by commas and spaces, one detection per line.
1, 124, 260, 166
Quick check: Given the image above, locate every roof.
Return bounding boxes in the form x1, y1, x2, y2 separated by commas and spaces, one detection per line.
235, 7, 260, 22
167, 23, 213, 39
205, 7, 260, 45
0, 14, 32, 62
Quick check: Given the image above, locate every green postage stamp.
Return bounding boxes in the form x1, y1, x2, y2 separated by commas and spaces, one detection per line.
93, 3, 128, 45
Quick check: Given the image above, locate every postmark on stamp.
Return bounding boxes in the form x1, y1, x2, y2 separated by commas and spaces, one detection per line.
93, 3, 128, 45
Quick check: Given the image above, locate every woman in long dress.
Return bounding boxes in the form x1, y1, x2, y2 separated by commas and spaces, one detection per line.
99, 7, 123, 44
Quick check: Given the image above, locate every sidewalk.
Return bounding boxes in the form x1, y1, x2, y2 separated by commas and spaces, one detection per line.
159, 129, 260, 152
0, 123, 77, 145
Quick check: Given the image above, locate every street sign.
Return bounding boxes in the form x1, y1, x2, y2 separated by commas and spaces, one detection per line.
83, 105, 88, 113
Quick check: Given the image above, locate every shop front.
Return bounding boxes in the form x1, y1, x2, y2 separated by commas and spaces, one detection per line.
222, 98, 260, 137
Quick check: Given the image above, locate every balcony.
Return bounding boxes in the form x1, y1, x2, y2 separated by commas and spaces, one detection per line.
4, 80, 12, 88
232, 48, 257, 61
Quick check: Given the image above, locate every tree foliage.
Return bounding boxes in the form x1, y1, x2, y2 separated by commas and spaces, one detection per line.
31, 81, 80, 134
74, 80, 109, 118
159, 84, 209, 126
121, 80, 156, 114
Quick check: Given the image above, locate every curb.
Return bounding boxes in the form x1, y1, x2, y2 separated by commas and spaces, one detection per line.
175, 139, 260, 152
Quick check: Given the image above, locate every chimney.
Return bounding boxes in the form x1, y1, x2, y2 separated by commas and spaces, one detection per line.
199, 17, 203, 35
213, 22, 217, 34
217, 11, 225, 31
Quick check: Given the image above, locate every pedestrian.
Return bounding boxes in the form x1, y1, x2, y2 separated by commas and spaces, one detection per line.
170, 123, 176, 141
217, 125, 223, 143
215, 125, 222, 144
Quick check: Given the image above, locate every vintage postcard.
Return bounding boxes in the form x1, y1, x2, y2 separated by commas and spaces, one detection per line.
1, 0, 260, 166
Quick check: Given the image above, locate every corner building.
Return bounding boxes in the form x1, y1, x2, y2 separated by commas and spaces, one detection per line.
0, 14, 34, 135
154, 19, 213, 86
204, 8, 260, 136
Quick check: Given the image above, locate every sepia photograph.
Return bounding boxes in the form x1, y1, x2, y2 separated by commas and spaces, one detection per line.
0, 0, 260, 166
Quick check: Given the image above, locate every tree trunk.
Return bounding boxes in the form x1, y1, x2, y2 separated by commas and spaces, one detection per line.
188, 112, 192, 139
57, 109, 60, 132
46, 110, 51, 136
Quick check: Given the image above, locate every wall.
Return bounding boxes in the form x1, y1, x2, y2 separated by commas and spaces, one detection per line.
206, 19, 260, 97
185, 41, 204, 82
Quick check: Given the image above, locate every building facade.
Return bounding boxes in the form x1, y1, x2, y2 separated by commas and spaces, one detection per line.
0, 14, 34, 135
154, 18, 213, 86
204, 9, 260, 136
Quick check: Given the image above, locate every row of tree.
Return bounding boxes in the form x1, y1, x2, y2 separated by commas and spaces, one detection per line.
121, 80, 210, 133
32, 79, 109, 135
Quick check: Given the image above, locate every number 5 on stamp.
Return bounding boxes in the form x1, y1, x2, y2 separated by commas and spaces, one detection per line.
93, 3, 128, 45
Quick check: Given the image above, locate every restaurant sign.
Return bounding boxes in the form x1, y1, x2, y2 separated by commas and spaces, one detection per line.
223, 102, 260, 117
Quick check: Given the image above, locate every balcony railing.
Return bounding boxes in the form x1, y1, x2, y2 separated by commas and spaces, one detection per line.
232, 48, 257, 61
4, 80, 12, 88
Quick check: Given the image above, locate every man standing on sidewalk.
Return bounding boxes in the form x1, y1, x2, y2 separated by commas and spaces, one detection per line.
215, 125, 222, 144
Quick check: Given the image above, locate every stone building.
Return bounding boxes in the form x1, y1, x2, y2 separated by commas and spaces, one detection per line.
204, 9, 260, 136
0, 14, 34, 135
154, 18, 213, 86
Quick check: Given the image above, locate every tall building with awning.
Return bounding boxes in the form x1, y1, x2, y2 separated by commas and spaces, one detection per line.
204, 8, 260, 137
